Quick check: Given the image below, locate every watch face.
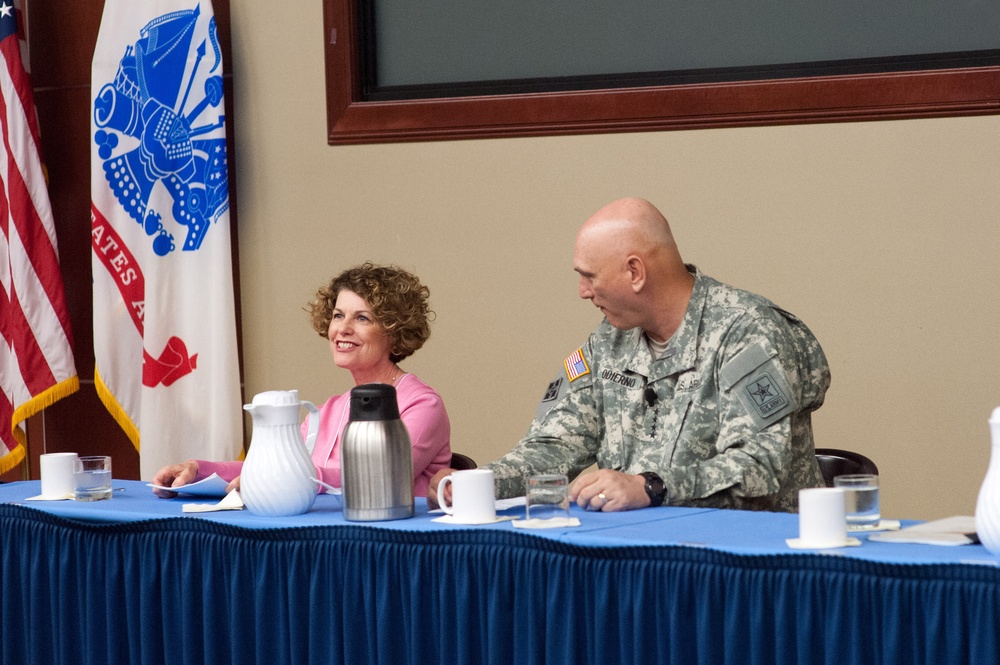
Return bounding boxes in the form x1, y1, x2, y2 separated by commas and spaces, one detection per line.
642, 472, 665, 506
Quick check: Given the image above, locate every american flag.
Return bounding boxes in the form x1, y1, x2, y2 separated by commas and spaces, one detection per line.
0, 0, 78, 473
564, 348, 590, 382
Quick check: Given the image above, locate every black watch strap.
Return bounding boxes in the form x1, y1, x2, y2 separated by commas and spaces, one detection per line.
640, 471, 667, 507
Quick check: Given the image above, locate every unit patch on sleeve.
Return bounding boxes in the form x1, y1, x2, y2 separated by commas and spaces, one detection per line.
743, 373, 788, 419
541, 377, 563, 402
722, 341, 798, 430
535, 375, 569, 421
564, 348, 590, 382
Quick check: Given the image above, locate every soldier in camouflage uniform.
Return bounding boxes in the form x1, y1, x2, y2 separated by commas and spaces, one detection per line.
430, 198, 830, 513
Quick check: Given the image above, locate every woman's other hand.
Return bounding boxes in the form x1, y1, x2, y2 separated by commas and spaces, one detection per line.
425, 467, 455, 509
150, 460, 199, 498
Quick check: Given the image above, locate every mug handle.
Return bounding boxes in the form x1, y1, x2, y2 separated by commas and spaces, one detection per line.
436, 475, 454, 515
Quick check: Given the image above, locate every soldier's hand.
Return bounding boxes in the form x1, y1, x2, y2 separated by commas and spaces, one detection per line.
568, 469, 649, 511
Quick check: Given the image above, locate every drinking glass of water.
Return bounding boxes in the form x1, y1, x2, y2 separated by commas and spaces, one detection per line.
833, 474, 879, 528
74, 456, 113, 501
525, 474, 569, 522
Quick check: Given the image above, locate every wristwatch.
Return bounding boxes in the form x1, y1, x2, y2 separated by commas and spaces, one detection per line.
639, 471, 667, 508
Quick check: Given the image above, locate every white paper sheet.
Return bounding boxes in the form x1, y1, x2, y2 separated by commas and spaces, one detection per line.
868, 515, 978, 546
148, 472, 230, 498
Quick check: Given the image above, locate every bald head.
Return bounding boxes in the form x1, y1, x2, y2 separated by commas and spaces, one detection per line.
574, 198, 694, 340
576, 197, 686, 278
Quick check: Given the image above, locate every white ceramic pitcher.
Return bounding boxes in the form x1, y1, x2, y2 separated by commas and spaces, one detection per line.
975, 407, 1000, 555
240, 390, 320, 517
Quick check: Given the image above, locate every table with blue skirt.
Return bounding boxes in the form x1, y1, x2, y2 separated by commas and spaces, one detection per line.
1, 479, 998, 665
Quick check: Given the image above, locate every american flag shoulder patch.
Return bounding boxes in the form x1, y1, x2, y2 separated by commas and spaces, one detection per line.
564, 349, 590, 382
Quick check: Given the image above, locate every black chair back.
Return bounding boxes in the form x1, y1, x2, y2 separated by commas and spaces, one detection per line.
450, 453, 477, 470
815, 448, 879, 487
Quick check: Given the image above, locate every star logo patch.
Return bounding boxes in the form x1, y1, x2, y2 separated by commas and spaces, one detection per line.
743, 373, 788, 418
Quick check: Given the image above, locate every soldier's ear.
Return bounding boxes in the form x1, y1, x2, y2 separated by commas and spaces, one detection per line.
627, 256, 646, 293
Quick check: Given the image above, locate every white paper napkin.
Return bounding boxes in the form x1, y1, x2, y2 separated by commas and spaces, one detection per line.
25, 493, 74, 501
182, 489, 244, 513
432, 514, 515, 525
512, 517, 581, 529
847, 519, 901, 533
785, 536, 861, 550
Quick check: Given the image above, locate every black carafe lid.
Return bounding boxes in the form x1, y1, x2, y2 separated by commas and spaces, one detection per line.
348, 383, 400, 421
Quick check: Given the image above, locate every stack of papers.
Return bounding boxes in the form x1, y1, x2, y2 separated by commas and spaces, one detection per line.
869, 516, 978, 546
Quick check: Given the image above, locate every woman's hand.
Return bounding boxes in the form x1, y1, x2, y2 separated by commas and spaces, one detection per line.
150, 460, 199, 498
425, 468, 455, 509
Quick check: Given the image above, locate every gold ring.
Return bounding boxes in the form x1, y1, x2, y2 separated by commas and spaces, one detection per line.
598, 492, 608, 506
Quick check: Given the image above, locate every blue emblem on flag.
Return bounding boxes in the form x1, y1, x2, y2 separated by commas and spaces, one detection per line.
564, 349, 590, 382
92, 5, 228, 257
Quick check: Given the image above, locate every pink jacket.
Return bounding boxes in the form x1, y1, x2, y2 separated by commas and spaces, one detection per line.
195, 374, 451, 496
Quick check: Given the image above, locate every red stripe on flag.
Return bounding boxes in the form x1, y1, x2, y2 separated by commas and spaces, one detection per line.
0, 269, 56, 395
0, 386, 19, 452
91, 203, 145, 336
0, 31, 40, 154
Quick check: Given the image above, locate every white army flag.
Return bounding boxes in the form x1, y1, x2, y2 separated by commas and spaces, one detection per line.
91, 0, 241, 477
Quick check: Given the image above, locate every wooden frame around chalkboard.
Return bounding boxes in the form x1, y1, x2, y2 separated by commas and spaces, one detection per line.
323, 0, 1000, 146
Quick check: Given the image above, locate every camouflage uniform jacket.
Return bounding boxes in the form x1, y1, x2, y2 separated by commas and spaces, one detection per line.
485, 267, 830, 512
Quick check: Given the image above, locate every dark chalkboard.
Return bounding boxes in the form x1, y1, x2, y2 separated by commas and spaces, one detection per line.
365, 0, 1000, 99
323, 0, 1000, 144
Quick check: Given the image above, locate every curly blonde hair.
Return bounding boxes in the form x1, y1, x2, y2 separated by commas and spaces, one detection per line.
307, 262, 433, 362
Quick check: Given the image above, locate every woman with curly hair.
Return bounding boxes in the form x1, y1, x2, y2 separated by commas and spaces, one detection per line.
151, 263, 451, 497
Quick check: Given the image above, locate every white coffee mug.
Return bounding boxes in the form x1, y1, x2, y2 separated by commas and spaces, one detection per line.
437, 468, 496, 524
798, 487, 847, 548
40, 452, 79, 499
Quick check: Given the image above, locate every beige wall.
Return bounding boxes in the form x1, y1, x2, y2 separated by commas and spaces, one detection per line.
229, 3, 1000, 520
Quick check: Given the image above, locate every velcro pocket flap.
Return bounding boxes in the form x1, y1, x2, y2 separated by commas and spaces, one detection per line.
720, 342, 776, 391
